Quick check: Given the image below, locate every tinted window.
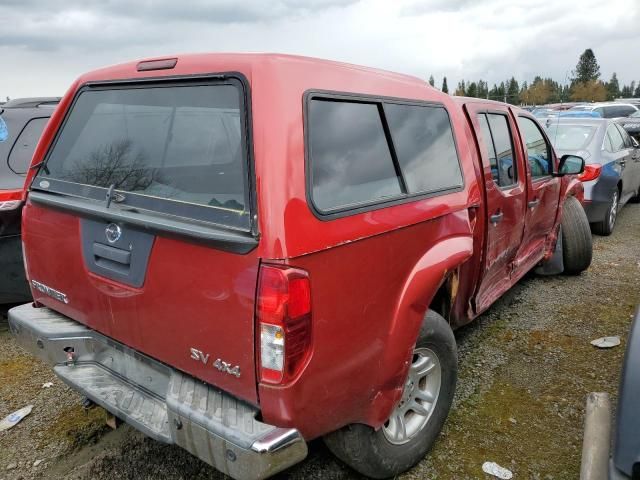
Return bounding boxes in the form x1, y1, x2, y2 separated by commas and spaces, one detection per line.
604, 106, 636, 118
615, 124, 633, 148
309, 100, 401, 212
477, 114, 499, 183
545, 124, 596, 151
607, 124, 625, 151
36, 83, 249, 226
487, 114, 516, 186
7, 117, 48, 175
518, 117, 551, 178
385, 103, 462, 194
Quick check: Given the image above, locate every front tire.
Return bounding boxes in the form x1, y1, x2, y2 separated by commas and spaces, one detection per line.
323, 310, 457, 479
562, 195, 593, 274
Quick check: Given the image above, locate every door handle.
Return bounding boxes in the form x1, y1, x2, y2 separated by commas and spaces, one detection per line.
528, 198, 540, 209
490, 211, 504, 225
93, 242, 131, 265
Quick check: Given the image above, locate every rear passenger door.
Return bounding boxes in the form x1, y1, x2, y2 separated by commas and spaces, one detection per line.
464, 104, 526, 311
607, 123, 636, 202
614, 124, 640, 199
515, 115, 561, 270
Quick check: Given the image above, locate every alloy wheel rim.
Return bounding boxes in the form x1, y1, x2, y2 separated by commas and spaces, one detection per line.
382, 347, 442, 445
609, 191, 618, 230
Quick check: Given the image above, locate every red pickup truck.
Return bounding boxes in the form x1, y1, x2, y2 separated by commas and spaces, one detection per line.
9, 54, 591, 479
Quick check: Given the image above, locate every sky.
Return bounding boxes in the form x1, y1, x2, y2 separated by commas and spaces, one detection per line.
1, 0, 638, 99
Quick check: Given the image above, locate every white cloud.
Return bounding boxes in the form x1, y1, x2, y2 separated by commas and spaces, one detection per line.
0, 0, 638, 99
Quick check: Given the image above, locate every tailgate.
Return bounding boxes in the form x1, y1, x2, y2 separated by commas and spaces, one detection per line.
22, 75, 261, 403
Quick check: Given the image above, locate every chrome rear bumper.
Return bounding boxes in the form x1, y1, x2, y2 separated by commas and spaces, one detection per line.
8, 303, 307, 480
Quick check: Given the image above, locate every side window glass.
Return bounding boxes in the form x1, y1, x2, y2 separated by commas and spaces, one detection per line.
615, 124, 632, 148
603, 131, 613, 152
477, 114, 499, 183
518, 117, 552, 179
594, 107, 604, 117
7, 117, 49, 175
309, 99, 402, 212
487, 114, 516, 186
618, 106, 635, 118
384, 103, 463, 194
607, 125, 625, 152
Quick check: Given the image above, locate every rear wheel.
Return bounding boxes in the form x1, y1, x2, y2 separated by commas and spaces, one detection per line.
592, 189, 619, 236
562, 195, 593, 274
323, 310, 456, 479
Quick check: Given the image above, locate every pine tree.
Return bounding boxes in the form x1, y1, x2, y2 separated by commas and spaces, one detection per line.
477, 80, 488, 99
467, 82, 479, 98
507, 77, 520, 104
455, 80, 466, 96
635, 82, 640, 98
441, 77, 449, 94
573, 49, 601, 84
489, 84, 500, 100
606, 73, 620, 100
428, 75, 435, 87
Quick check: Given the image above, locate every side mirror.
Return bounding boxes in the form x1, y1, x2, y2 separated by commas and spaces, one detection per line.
556, 155, 585, 176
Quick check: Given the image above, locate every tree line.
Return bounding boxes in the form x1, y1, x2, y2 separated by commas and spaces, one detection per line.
428, 49, 638, 106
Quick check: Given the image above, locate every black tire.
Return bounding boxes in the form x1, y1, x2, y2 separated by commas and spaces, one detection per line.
323, 310, 457, 479
562, 196, 593, 274
591, 189, 619, 236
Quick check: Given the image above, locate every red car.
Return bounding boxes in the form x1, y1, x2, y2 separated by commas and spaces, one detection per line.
9, 54, 591, 479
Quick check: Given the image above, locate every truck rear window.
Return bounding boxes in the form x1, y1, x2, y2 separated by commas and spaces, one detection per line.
35, 81, 251, 230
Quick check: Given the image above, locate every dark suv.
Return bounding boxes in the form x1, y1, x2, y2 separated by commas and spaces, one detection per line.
0, 97, 59, 303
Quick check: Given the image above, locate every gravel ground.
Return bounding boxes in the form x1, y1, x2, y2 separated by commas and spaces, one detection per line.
1, 204, 639, 480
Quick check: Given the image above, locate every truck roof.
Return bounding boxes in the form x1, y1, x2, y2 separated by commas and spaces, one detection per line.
2, 97, 60, 109
451, 95, 530, 114
79, 53, 431, 90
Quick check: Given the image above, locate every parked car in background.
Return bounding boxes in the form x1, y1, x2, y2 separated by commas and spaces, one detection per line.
544, 118, 640, 235
0, 97, 59, 303
569, 103, 638, 119
610, 307, 640, 480
617, 110, 640, 140
8, 54, 590, 480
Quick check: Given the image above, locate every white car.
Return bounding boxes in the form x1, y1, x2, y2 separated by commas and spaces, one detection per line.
569, 102, 639, 119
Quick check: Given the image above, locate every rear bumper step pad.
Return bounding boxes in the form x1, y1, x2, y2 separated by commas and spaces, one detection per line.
8, 303, 307, 480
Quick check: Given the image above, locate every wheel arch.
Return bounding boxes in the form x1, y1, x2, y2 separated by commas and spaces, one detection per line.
362, 234, 473, 429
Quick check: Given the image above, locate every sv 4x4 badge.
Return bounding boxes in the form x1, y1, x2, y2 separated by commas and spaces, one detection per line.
190, 348, 241, 378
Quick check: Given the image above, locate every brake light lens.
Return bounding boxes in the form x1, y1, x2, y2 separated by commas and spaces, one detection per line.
578, 164, 602, 182
0, 189, 22, 211
257, 265, 312, 384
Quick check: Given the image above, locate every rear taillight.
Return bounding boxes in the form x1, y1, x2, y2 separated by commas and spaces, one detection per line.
0, 189, 22, 211
257, 264, 312, 384
578, 164, 602, 182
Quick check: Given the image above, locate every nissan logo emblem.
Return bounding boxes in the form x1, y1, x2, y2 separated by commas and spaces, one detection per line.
105, 223, 122, 243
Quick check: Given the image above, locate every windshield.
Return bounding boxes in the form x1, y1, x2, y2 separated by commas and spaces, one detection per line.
545, 124, 596, 151
35, 81, 251, 229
